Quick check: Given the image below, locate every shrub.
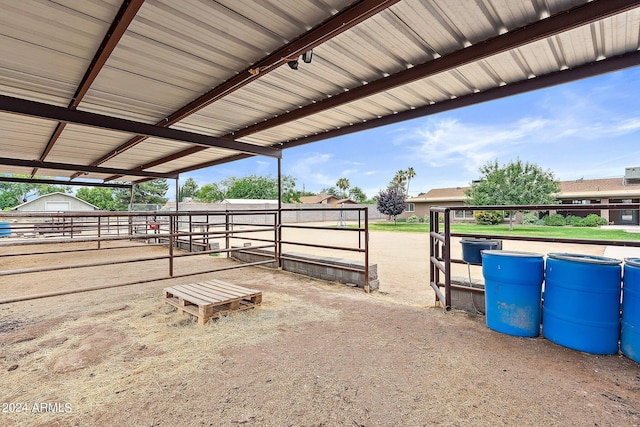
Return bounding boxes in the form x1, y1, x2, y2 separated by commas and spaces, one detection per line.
406, 214, 420, 223
543, 213, 566, 226
564, 215, 583, 226
474, 210, 504, 225
422, 214, 430, 223
521, 212, 539, 225
581, 214, 608, 227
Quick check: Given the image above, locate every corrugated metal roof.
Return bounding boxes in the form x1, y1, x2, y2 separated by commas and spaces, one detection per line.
0, 0, 639, 185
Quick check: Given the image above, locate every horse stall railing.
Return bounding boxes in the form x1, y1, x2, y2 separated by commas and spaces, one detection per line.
0, 207, 372, 303
429, 203, 640, 310
226, 206, 373, 291
0, 210, 278, 304
280, 206, 371, 291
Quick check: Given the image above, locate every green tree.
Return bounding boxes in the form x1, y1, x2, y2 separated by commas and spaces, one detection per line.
336, 178, 350, 199
178, 178, 199, 202
196, 183, 225, 203
348, 186, 367, 203
113, 179, 169, 210
0, 191, 16, 210
76, 187, 116, 210
391, 170, 406, 193
465, 159, 560, 230
0, 174, 72, 208
389, 168, 416, 196
219, 174, 299, 203
38, 183, 73, 196
320, 187, 339, 197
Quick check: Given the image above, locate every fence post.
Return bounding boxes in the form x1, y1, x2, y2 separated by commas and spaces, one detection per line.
364, 207, 369, 293
225, 210, 230, 257
169, 213, 174, 277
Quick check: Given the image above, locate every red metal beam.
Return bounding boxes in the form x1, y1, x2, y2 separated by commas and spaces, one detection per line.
34, 0, 145, 176
81, 0, 400, 175
103, 146, 205, 182
231, 0, 639, 139
279, 51, 640, 149
0, 157, 177, 179
118, 0, 637, 177
0, 176, 131, 189
170, 50, 640, 175
0, 95, 281, 157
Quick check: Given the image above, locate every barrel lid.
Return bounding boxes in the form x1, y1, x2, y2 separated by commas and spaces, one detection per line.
547, 253, 621, 265
481, 250, 543, 258
625, 257, 640, 267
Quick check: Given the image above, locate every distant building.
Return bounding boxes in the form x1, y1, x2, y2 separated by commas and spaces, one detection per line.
299, 194, 356, 205
403, 176, 640, 225
11, 193, 99, 212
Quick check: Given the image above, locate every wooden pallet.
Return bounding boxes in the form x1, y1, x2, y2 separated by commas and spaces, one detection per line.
163, 279, 262, 324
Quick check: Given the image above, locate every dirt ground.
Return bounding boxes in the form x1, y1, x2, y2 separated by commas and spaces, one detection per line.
1, 226, 639, 426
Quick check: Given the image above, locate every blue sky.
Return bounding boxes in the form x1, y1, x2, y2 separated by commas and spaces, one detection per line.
182, 66, 640, 201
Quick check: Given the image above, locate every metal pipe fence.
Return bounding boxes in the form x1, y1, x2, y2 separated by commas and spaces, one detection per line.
429, 203, 640, 310
0, 207, 370, 302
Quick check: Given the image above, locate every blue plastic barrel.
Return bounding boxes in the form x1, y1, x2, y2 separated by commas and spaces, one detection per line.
543, 253, 622, 355
482, 250, 545, 337
622, 258, 640, 363
0, 222, 10, 237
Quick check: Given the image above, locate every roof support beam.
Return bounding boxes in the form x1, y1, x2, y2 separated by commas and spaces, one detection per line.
0, 176, 132, 189
172, 50, 640, 174
0, 157, 177, 180
231, 0, 640, 139
33, 0, 145, 176
81, 0, 400, 175
0, 95, 281, 158
103, 146, 205, 182
278, 50, 640, 149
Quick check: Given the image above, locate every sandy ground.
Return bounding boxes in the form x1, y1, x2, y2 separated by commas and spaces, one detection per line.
1, 224, 639, 426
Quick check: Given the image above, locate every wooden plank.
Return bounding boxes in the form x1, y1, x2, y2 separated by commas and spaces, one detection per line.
163, 280, 262, 325
163, 287, 210, 306
186, 282, 245, 301
171, 283, 229, 303
205, 279, 261, 295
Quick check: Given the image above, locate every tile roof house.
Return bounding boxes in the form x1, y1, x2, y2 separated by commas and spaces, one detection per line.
403, 177, 640, 225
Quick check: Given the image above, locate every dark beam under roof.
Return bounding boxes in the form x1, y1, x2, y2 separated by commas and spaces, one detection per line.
172, 50, 640, 175
0, 157, 177, 180
0, 95, 281, 158
32, 0, 145, 177
0, 176, 132, 189
279, 51, 640, 149
231, 0, 639, 139
90, 0, 400, 180
160, 0, 640, 175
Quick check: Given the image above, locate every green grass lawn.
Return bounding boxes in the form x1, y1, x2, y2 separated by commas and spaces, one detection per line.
367, 221, 640, 241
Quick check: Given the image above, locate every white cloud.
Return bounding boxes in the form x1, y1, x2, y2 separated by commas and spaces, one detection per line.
286, 152, 336, 189
396, 104, 640, 176
397, 117, 549, 173
340, 168, 358, 176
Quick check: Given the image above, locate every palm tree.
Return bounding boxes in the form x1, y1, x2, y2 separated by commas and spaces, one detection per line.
336, 177, 350, 199
405, 167, 416, 197
393, 170, 406, 193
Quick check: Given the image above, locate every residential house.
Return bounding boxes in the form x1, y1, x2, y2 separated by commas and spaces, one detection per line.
299, 194, 357, 205
11, 192, 99, 212
403, 173, 640, 225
